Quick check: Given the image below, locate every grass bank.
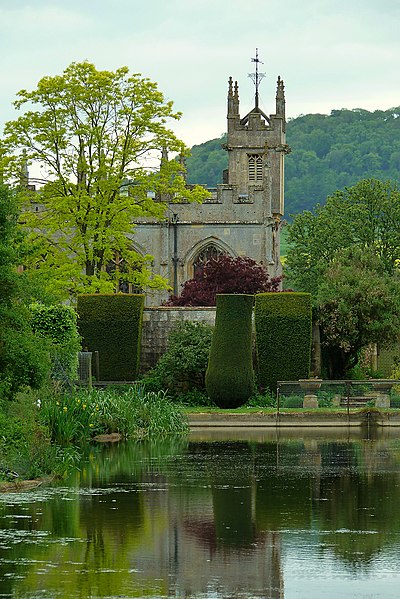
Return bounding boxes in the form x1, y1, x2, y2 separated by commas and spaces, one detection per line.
0, 385, 189, 485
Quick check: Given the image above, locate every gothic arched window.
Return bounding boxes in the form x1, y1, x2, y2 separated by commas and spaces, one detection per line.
106, 252, 142, 293
248, 154, 263, 182
192, 245, 226, 279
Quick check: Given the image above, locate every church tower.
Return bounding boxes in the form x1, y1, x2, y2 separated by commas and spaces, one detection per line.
131, 50, 289, 305
226, 49, 289, 219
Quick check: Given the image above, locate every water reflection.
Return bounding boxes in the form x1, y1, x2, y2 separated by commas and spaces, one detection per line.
1, 430, 400, 597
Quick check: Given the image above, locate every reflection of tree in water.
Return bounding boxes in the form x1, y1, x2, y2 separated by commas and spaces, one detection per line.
212, 481, 254, 548
207, 442, 255, 548
178, 441, 285, 598
80, 488, 144, 568
76, 437, 189, 575
6, 436, 400, 597
316, 440, 400, 566
255, 440, 313, 531
254, 439, 400, 569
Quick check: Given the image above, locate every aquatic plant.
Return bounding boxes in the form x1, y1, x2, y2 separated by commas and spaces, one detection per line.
38, 385, 189, 444
0, 391, 80, 480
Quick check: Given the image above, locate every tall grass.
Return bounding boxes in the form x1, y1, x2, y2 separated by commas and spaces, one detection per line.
38, 385, 189, 445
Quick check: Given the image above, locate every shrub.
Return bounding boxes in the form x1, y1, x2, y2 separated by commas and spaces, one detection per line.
316, 391, 334, 407
166, 255, 282, 306
0, 310, 50, 400
246, 389, 277, 408
0, 184, 50, 400
205, 294, 254, 408
77, 294, 144, 381
390, 394, 400, 408
280, 395, 304, 408
143, 321, 213, 395
255, 292, 312, 393
175, 389, 215, 407
30, 303, 81, 386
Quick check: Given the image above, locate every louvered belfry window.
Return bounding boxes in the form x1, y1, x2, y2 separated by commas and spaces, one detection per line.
248, 154, 263, 182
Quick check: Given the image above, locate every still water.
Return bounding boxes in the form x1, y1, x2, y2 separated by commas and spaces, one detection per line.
1, 427, 400, 598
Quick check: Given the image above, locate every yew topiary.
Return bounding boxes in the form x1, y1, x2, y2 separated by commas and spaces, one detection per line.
255, 292, 312, 393
77, 294, 144, 381
205, 294, 254, 408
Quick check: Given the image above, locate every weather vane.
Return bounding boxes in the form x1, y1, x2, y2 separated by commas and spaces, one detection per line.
248, 48, 266, 109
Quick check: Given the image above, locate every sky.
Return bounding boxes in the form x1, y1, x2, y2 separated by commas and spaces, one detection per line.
1, 0, 400, 149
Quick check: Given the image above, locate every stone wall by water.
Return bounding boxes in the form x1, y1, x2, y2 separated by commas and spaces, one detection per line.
140, 307, 216, 372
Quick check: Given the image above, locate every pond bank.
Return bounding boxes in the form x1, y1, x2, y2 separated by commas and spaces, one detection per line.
188, 409, 400, 427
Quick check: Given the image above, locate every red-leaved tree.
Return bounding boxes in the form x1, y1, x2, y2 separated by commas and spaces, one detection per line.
166, 255, 282, 306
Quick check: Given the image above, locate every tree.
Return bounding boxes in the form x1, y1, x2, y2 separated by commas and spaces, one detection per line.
285, 178, 400, 296
205, 294, 254, 408
166, 255, 282, 306
285, 179, 400, 378
3, 61, 208, 298
316, 248, 400, 378
0, 184, 49, 399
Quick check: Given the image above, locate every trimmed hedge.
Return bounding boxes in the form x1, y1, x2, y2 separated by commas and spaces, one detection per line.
205, 294, 254, 408
30, 303, 81, 385
77, 294, 145, 381
255, 292, 312, 393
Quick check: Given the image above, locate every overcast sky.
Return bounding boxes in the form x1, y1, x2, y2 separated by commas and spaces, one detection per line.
1, 0, 400, 148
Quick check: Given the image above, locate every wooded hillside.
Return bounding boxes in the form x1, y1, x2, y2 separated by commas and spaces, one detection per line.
186, 107, 400, 216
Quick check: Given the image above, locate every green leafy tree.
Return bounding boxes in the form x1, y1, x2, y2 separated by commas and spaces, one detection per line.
3, 61, 208, 299
0, 184, 49, 399
30, 303, 81, 386
285, 179, 400, 296
285, 179, 400, 378
316, 248, 400, 378
186, 135, 227, 186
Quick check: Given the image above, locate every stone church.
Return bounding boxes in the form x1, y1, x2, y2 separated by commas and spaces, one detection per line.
131, 65, 290, 306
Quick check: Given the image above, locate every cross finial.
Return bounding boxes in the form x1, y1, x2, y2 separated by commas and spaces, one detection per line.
248, 48, 266, 109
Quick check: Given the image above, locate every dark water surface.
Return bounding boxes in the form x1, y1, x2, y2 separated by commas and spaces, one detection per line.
1, 427, 400, 598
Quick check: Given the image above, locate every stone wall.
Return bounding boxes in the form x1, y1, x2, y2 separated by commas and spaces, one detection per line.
140, 307, 216, 372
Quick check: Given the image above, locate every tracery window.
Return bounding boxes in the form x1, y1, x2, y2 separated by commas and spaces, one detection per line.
106, 252, 141, 293
248, 154, 263, 182
192, 245, 226, 278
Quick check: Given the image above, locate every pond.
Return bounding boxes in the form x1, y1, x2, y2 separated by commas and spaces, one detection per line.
1, 427, 400, 598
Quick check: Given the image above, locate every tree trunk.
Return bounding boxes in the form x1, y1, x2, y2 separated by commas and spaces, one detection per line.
324, 346, 358, 379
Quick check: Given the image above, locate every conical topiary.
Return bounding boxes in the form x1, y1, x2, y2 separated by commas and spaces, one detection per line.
205, 294, 254, 408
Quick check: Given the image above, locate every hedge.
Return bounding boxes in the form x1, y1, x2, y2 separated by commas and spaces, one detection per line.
205, 294, 254, 408
255, 292, 312, 393
77, 294, 145, 381
30, 303, 81, 385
